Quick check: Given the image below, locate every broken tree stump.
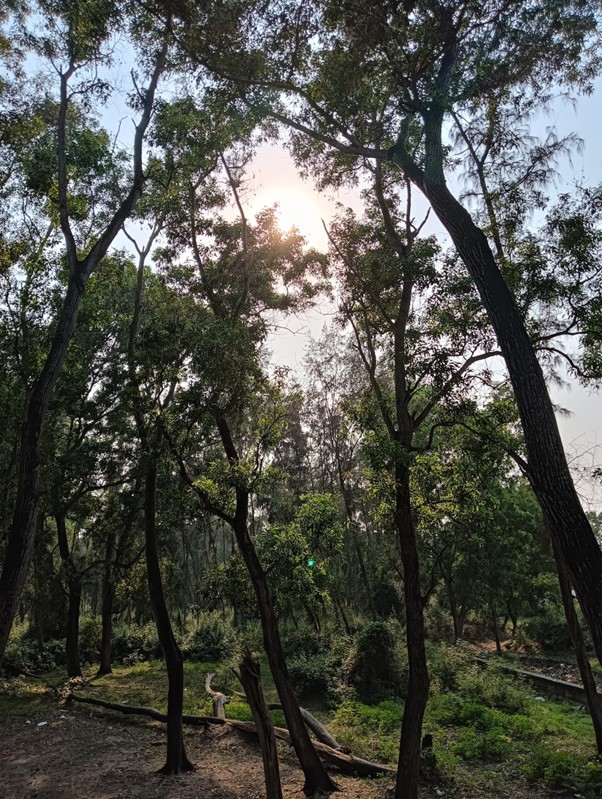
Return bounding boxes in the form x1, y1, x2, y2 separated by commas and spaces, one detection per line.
238, 649, 283, 799
205, 672, 229, 719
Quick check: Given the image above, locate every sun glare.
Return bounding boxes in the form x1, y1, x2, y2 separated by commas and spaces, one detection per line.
253, 188, 327, 247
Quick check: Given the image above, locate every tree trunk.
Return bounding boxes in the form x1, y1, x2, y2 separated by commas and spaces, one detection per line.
233, 514, 335, 796
0, 280, 86, 665
413, 175, 602, 666
55, 508, 83, 678
239, 650, 283, 799
98, 578, 115, 676
394, 462, 429, 799
553, 538, 602, 753
214, 412, 335, 796
66, 575, 83, 678
490, 597, 502, 656
144, 456, 193, 775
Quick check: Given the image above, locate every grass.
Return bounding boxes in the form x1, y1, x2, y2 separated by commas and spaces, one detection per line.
2, 656, 601, 797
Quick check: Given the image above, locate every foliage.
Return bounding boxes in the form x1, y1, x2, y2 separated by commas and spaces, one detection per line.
344, 621, 407, 703
181, 613, 237, 663
111, 623, 162, 666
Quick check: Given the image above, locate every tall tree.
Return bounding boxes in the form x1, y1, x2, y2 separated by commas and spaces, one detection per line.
0, 2, 169, 664
167, 0, 602, 665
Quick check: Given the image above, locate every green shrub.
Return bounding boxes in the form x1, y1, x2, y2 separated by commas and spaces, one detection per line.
4, 637, 65, 673
330, 700, 403, 763
345, 621, 407, 703
287, 652, 330, 698
524, 608, 572, 651
428, 644, 473, 691
455, 663, 530, 713
182, 613, 236, 662
112, 623, 161, 664
524, 746, 578, 788
78, 616, 102, 663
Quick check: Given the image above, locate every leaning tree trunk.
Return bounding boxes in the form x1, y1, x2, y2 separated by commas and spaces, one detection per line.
232, 511, 336, 797
394, 462, 429, 799
552, 537, 602, 753
144, 456, 193, 775
214, 413, 335, 796
0, 282, 86, 666
410, 164, 602, 666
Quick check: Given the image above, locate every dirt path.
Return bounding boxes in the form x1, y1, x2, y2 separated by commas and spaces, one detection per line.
0, 702, 386, 799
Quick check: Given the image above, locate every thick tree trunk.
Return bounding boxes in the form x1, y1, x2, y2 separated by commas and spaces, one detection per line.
0, 281, 86, 665
414, 176, 602, 666
394, 462, 429, 799
553, 538, 602, 753
144, 456, 193, 775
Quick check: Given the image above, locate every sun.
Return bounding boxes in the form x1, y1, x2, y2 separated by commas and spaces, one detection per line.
252, 188, 327, 248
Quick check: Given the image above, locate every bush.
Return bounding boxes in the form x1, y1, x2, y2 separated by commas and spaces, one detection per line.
287, 652, 331, 698
455, 663, 530, 714
330, 700, 403, 763
4, 637, 65, 673
344, 621, 407, 703
112, 623, 161, 665
525, 608, 572, 651
78, 616, 102, 664
427, 643, 473, 691
182, 613, 236, 663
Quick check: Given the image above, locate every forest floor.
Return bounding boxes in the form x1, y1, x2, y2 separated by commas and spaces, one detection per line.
0, 668, 588, 799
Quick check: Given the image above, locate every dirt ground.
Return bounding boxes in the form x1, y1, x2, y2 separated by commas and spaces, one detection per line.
0, 701, 387, 799
0, 695, 569, 799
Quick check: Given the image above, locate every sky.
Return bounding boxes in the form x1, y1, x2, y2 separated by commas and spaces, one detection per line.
239, 84, 602, 509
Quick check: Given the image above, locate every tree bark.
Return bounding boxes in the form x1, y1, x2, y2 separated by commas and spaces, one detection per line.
144, 456, 193, 775
239, 650, 283, 799
552, 538, 602, 753
394, 462, 429, 799
410, 173, 602, 666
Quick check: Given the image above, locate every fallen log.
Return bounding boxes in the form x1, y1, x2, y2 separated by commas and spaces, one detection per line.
66, 693, 393, 777
234, 690, 344, 751
267, 704, 344, 752
67, 693, 225, 727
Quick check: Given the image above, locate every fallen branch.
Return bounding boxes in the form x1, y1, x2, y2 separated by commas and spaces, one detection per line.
67, 693, 224, 727
66, 693, 393, 777
235, 690, 344, 750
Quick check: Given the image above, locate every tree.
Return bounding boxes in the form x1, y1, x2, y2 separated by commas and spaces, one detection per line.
165, 0, 602, 669
0, 2, 169, 665
325, 168, 499, 797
